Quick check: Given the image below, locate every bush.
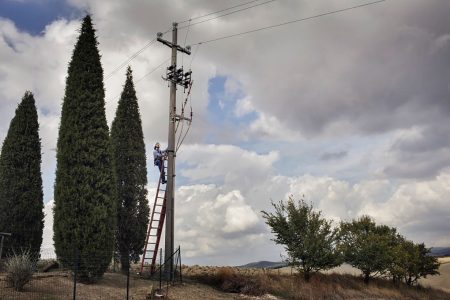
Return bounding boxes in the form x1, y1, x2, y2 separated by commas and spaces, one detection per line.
5, 251, 35, 291
215, 267, 267, 296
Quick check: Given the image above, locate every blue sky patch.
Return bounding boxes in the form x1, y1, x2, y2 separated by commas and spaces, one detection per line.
0, 0, 81, 35
206, 75, 257, 144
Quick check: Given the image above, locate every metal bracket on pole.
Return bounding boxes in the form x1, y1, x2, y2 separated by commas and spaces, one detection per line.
157, 22, 192, 282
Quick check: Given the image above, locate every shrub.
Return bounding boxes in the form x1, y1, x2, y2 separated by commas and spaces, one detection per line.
214, 267, 266, 296
5, 251, 35, 291
262, 196, 342, 281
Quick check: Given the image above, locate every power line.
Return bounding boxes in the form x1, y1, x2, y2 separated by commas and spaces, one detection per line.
135, 58, 170, 85
179, 0, 276, 29
109, 58, 169, 102
105, 1, 275, 80
191, 0, 386, 46
178, 0, 266, 24
105, 28, 171, 81
105, 39, 157, 81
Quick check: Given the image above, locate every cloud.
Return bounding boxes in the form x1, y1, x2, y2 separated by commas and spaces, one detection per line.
42, 200, 54, 256
384, 125, 450, 178
2, 0, 450, 265
40, 143, 450, 264
320, 150, 348, 161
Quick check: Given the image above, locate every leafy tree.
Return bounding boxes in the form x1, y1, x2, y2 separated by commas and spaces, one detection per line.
262, 196, 341, 281
111, 67, 149, 272
53, 15, 116, 281
390, 238, 439, 286
339, 215, 398, 284
0, 91, 44, 258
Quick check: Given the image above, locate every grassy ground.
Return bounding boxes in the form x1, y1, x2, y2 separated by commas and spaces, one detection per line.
0, 259, 449, 299
182, 265, 450, 300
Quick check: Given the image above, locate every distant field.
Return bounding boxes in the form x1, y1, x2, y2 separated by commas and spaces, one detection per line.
420, 258, 450, 292
438, 257, 450, 264
266, 257, 450, 292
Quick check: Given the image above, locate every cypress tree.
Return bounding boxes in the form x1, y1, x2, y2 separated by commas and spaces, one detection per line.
0, 91, 44, 258
53, 15, 116, 281
111, 67, 149, 272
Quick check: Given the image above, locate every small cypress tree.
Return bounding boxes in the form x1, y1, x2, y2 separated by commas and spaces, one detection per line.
53, 15, 116, 281
0, 91, 44, 258
111, 67, 149, 272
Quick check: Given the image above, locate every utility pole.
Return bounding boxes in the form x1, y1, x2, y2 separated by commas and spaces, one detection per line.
157, 22, 191, 280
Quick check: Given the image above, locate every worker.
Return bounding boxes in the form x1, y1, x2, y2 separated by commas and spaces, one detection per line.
153, 142, 167, 184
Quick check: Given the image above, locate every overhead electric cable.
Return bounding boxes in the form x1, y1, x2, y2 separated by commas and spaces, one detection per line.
179, 0, 276, 29
135, 58, 170, 84
105, 28, 171, 81
189, 44, 201, 69
105, 0, 275, 79
181, 19, 191, 66
191, 0, 386, 46
105, 39, 157, 80
109, 58, 169, 102
178, 0, 265, 24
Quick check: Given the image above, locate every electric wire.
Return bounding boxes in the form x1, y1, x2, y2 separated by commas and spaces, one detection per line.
104, 28, 171, 81
105, 0, 274, 80
178, 0, 265, 24
109, 58, 169, 102
179, 0, 276, 29
181, 19, 191, 67
189, 44, 201, 69
135, 58, 170, 85
191, 0, 386, 46
176, 82, 194, 152
105, 39, 157, 81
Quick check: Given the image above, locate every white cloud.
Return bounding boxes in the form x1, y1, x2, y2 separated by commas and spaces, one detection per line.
41, 200, 54, 256
2, 0, 450, 265
233, 95, 254, 117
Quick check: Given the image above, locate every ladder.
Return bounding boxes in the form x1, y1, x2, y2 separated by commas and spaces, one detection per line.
140, 162, 167, 274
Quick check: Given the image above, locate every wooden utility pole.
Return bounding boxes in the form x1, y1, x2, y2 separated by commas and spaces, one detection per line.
157, 22, 191, 280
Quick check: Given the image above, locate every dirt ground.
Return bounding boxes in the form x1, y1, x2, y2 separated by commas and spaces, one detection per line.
1, 258, 449, 300
0, 271, 277, 300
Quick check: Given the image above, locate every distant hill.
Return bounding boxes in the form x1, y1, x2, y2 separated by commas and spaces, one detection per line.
430, 247, 450, 257
238, 261, 287, 269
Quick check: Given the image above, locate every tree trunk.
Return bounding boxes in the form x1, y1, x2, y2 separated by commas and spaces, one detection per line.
120, 250, 130, 273
304, 271, 311, 282
364, 272, 370, 284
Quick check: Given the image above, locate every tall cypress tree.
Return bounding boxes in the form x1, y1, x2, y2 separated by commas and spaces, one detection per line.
111, 67, 149, 272
0, 91, 44, 258
53, 15, 116, 281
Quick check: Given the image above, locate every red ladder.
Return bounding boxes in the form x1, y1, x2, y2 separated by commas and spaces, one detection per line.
140, 163, 167, 274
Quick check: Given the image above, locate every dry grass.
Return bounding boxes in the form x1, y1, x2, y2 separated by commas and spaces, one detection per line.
1, 261, 449, 299
182, 265, 450, 300
438, 257, 450, 265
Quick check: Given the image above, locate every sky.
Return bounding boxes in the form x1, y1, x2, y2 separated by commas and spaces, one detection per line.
0, 0, 449, 266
